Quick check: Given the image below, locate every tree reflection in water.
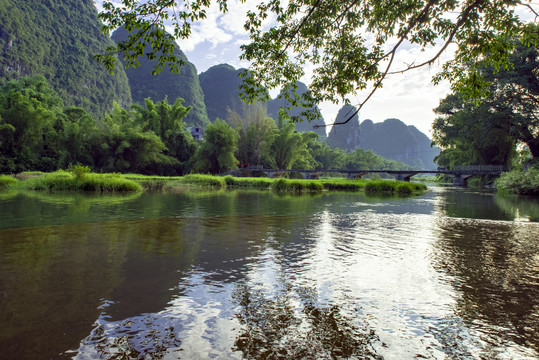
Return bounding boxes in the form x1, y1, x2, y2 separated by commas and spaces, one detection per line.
233, 283, 382, 359
432, 217, 539, 355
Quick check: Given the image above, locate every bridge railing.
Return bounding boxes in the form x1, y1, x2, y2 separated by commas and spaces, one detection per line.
453, 165, 505, 172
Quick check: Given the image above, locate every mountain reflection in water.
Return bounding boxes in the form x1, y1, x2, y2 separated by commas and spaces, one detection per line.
0, 188, 537, 359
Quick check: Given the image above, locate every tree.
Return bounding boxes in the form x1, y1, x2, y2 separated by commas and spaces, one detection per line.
0, 76, 64, 172
432, 94, 517, 168
97, 0, 539, 125
192, 119, 239, 173
132, 98, 197, 174
269, 114, 316, 169
432, 43, 539, 168
227, 103, 277, 168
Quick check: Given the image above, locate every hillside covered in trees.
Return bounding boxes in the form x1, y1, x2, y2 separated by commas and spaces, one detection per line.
0, 0, 131, 117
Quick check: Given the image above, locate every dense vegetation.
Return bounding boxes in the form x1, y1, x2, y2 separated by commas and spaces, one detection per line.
431, 42, 539, 194
0, 76, 413, 177
0, 0, 131, 117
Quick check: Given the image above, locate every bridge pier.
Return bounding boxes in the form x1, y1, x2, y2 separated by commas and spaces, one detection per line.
453, 174, 474, 187
395, 172, 418, 182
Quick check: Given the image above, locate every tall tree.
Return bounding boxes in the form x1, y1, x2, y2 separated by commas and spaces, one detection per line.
96, 1, 539, 124
432, 43, 539, 168
0, 76, 64, 172
227, 103, 277, 168
269, 114, 316, 169
132, 98, 197, 174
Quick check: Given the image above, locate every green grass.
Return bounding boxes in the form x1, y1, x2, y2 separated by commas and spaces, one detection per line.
0, 175, 18, 189
319, 178, 368, 191
495, 169, 539, 196
16, 171, 142, 192
7, 171, 427, 196
364, 179, 427, 195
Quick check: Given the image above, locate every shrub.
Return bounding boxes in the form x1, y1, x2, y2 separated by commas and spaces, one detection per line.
495, 169, 539, 196
67, 163, 91, 180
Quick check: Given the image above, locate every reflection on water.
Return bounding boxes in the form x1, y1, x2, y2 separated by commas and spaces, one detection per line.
0, 187, 538, 359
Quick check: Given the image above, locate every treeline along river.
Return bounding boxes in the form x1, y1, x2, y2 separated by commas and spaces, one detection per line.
0, 187, 538, 359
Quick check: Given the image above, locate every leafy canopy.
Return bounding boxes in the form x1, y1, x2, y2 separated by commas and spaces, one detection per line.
97, 0, 539, 125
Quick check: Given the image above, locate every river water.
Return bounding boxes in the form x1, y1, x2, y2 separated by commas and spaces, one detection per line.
0, 187, 538, 359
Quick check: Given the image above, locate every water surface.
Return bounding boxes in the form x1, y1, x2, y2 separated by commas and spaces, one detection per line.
0, 187, 537, 359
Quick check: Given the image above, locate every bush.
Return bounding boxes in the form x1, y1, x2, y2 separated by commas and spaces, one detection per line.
495, 169, 539, 196
67, 163, 91, 180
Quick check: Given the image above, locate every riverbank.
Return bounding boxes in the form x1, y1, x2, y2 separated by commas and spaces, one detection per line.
0, 171, 427, 195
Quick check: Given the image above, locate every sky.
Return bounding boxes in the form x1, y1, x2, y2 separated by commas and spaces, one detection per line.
93, 1, 536, 138
165, 0, 452, 137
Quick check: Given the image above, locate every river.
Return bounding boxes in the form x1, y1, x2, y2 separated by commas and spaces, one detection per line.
0, 187, 538, 359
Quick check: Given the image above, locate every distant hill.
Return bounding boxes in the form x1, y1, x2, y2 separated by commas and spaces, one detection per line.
199, 64, 247, 123
0, 0, 131, 116
111, 27, 209, 127
327, 106, 439, 169
267, 81, 327, 139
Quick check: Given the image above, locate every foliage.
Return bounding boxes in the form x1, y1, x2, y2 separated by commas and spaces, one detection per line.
96, 0, 539, 122
432, 43, 539, 169
432, 93, 517, 169
67, 164, 91, 180
269, 115, 317, 169
228, 103, 277, 168
0, 0, 131, 117
0, 175, 18, 189
192, 119, 239, 174
132, 98, 198, 174
495, 168, 539, 196
0, 76, 65, 172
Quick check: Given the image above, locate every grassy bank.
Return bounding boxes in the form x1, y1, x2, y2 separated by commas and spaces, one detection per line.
495, 169, 539, 196
8, 171, 142, 192
1, 171, 427, 195
0, 175, 18, 189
